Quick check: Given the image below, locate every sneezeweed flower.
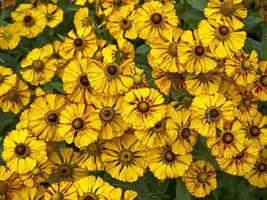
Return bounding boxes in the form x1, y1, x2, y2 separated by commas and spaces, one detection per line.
44, 181, 78, 200
134, 105, 178, 148
59, 103, 101, 148
183, 160, 217, 198
39, 3, 64, 28
74, 7, 94, 32
13, 187, 45, 200
0, 66, 16, 96
0, 77, 31, 114
190, 93, 235, 137
78, 140, 105, 171
147, 145, 193, 180
100, 0, 139, 16
171, 109, 198, 155
63, 28, 98, 59
74, 176, 116, 199
135, 1, 179, 42
204, 0, 247, 29
63, 58, 95, 104
216, 144, 259, 176
152, 69, 185, 95
251, 61, 267, 101
240, 112, 267, 149
90, 95, 128, 139
0, 24, 21, 49
207, 120, 245, 159
148, 28, 183, 72
0, 166, 23, 199
225, 50, 258, 86
122, 88, 166, 130
49, 148, 86, 181
197, 19, 246, 58
178, 30, 217, 74
101, 134, 147, 182
185, 70, 221, 96
245, 152, 267, 188
28, 94, 66, 142
21, 156, 52, 187
2, 129, 47, 174
20, 45, 57, 86
16, 109, 29, 130
107, 5, 137, 40
11, 4, 46, 38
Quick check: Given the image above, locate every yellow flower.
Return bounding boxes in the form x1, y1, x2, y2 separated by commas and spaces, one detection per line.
190, 93, 235, 137
178, 30, 217, 74
148, 28, 183, 72
49, 148, 86, 181
204, 0, 247, 30
147, 145, 193, 180
171, 109, 198, 155
240, 112, 267, 149
78, 140, 105, 171
185, 71, 221, 96
63, 28, 98, 59
0, 24, 21, 50
20, 45, 57, 86
93, 39, 107, 61
0, 66, 16, 96
131, 67, 148, 89
101, 134, 147, 182
90, 95, 128, 139
107, 5, 137, 40
13, 186, 46, 200
122, 88, 166, 130
74, 7, 94, 32
58, 103, 101, 148
251, 61, 267, 101
63, 58, 95, 104
39, 3, 64, 28
28, 94, 66, 142
135, 1, 179, 42
2, 129, 47, 174
207, 120, 245, 159
0, 77, 31, 114
183, 160, 217, 198
44, 181, 78, 200
11, 4, 46, 38
216, 144, 258, 176
101, 0, 139, 17
21, 156, 52, 187
74, 176, 116, 199
225, 50, 258, 86
0, 166, 23, 200
197, 19, 246, 58
16, 109, 29, 130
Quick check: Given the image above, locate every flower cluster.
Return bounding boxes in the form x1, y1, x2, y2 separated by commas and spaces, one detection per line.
0, 0, 267, 199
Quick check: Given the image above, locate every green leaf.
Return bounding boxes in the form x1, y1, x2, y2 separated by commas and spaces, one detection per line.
136, 44, 151, 54
57, 33, 65, 41
244, 38, 262, 55
261, 25, 267, 60
244, 14, 262, 32
0, 112, 19, 133
186, 0, 208, 12
236, 180, 256, 200
176, 178, 191, 200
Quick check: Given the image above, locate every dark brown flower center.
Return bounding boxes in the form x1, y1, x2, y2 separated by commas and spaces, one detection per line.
120, 19, 131, 30
222, 132, 234, 144
51, 192, 63, 200
119, 150, 133, 164
218, 25, 230, 36
32, 60, 44, 72
168, 42, 178, 57
105, 64, 120, 79
0, 180, 8, 195
74, 38, 84, 48
163, 150, 176, 163
137, 102, 149, 113
52, 53, 60, 59
181, 127, 191, 139
113, 0, 122, 6
150, 13, 163, 25
82, 193, 99, 200
58, 165, 73, 178
15, 144, 28, 157
257, 163, 266, 172
261, 75, 267, 86
235, 151, 244, 159
250, 125, 260, 137
46, 112, 59, 124
23, 15, 35, 27
194, 45, 205, 56
153, 120, 166, 132
72, 117, 84, 130
79, 74, 90, 86
87, 143, 101, 156
207, 108, 221, 121
100, 107, 115, 122
197, 172, 208, 183
7, 88, 20, 102
220, 1, 235, 17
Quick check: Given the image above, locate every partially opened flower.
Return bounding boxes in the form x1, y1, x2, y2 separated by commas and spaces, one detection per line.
0, 24, 21, 50
44, 181, 78, 200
